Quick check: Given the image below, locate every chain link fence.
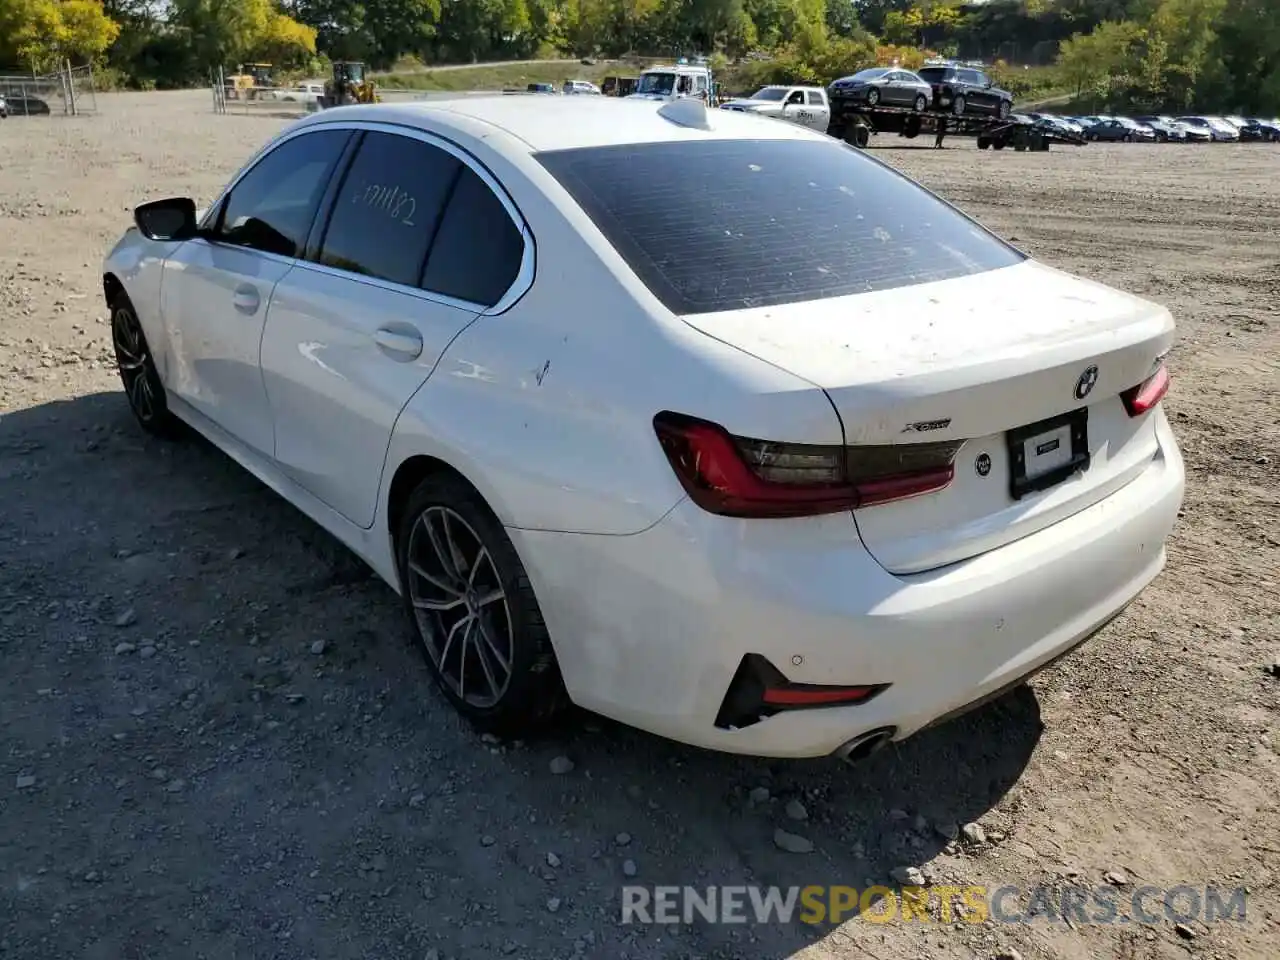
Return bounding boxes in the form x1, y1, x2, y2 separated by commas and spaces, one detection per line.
0, 61, 97, 116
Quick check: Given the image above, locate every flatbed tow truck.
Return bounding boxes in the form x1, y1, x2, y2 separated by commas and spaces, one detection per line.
827, 98, 1087, 151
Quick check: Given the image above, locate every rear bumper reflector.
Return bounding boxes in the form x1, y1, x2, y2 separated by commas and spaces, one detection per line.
714, 653, 889, 730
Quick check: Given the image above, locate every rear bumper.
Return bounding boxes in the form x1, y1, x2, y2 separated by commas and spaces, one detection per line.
512, 410, 1184, 758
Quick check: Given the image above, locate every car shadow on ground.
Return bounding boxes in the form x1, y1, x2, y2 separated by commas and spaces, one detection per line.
1, 391, 1043, 959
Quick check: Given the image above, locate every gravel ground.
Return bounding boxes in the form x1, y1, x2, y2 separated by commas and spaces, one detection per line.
1, 90, 1277, 960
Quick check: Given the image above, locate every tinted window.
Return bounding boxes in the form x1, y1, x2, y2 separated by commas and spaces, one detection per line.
215, 130, 348, 258
317, 132, 460, 286
807, 90, 826, 106
536, 139, 1023, 316
420, 166, 524, 307
917, 68, 950, 83
785, 90, 805, 104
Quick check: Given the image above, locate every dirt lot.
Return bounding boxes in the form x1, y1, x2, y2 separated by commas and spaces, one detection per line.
1, 90, 1277, 960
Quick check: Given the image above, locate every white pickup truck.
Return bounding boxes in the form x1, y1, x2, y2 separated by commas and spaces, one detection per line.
718, 85, 831, 133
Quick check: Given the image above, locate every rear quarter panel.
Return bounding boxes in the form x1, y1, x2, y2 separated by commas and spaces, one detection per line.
381, 131, 842, 536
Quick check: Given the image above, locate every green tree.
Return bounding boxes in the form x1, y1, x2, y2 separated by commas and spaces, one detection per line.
1055, 18, 1142, 105
1213, 0, 1280, 112
0, 0, 119, 69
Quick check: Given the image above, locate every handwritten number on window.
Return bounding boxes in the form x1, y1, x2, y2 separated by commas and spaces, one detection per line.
357, 183, 416, 227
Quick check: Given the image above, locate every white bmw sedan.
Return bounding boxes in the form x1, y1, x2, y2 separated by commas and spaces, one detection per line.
103, 96, 1184, 760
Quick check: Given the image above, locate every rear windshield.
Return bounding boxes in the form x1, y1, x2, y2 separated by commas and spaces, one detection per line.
917, 68, 951, 83
535, 138, 1023, 315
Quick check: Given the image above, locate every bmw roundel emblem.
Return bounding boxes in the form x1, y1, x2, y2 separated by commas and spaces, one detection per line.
1075, 365, 1099, 400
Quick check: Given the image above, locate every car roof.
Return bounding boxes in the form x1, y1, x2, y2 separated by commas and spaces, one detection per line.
290, 96, 828, 152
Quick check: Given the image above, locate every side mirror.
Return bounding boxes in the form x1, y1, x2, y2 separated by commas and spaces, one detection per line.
134, 197, 197, 242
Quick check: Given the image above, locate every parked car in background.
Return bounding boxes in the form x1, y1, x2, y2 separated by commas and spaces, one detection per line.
562, 80, 601, 95
1233, 117, 1274, 142
916, 64, 1013, 118
1216, 116, 1262, 140
1084, 117, 1156, 142
526, 83, 557, 94
1176, 116, 1238, 141
1133, 116, 1188, 142
719, 86, 831, 132
1029, 113, 1084, 135
2, 94, 50, 115
827, 67, 933, 112
272, 82, 326, 104
102, 96, 1182, 759
1242, 118, 1280, 141
1205, 116, 1242, 140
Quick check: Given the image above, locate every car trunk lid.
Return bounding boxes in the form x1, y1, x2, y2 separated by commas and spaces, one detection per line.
677, 260, 1175, 574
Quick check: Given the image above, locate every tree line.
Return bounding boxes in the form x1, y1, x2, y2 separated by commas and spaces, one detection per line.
0, 0, 1274, 112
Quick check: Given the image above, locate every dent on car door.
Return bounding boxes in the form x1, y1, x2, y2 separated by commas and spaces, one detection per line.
260, 127, 529, 529
158, 128, 351, 456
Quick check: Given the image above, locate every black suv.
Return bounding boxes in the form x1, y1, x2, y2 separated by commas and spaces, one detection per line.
916, 65, 1013, 119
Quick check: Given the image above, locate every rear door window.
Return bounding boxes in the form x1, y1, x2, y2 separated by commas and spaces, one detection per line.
316, 131, 461, 287
536, 138, 1023, 315
420, 166, 525, 308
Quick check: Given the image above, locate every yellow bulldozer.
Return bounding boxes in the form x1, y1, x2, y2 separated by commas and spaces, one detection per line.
320, 61, 380, 109
224, 63, 274, 100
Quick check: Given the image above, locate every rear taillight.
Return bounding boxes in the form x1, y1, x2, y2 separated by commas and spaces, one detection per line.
1120, 365, 1170, 417
652, 412, 962, 518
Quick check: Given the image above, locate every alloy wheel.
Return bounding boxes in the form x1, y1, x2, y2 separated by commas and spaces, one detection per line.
406, 505, 514, 708
112, 306, 157, 424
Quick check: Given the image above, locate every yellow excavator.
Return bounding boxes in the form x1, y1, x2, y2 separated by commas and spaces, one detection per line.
224, 63, 274, 100
320, 61, 380, 108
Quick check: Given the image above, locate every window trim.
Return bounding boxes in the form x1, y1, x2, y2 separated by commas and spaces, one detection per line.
199, 119, 536, 316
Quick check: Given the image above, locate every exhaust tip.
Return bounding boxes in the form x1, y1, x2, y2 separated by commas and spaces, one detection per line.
833, 727, 897, 765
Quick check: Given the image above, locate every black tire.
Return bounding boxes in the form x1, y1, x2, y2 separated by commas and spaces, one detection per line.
993, 141, 1006, 150
866, 88, 880, 106
110, 292, 181, 438
913, 94, 927, 112
395, 473, 568, 735
977, 137, 990, 150
997, 100, 1011, 119
952, 94, 966, 116
852, 124, 870, 148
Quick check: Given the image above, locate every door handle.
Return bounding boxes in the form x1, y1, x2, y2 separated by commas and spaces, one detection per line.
232, 284, 260, 315
373, 327, 424, 362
